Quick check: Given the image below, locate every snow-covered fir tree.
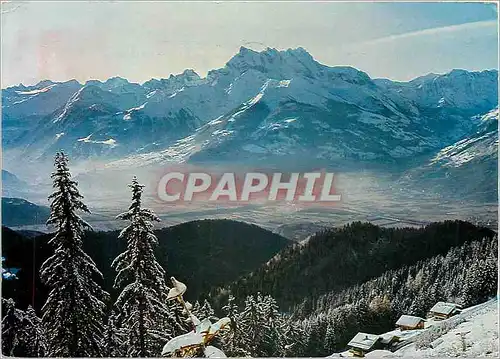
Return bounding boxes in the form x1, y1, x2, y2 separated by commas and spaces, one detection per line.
282, 315, 305, 356
323, 321, 336, 354
262, 294, 304, 356
40, 152, 109, 357
239, 294, 262, 355
104, 310, 125, 357
1, 298, 47, 357
190, 301, 202, 319
23, 305, 47, 357
2, 298, 26, 356
200, 299, 218, 322
461, 257, 497, 306
258, 294, 281, 356
228, 292, 301, 357
220, 295, 249, 357
112, 177, 180, 357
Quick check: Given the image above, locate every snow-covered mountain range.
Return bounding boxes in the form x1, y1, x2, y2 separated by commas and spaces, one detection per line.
3, 47, 498, 169
397, 108, 498, 202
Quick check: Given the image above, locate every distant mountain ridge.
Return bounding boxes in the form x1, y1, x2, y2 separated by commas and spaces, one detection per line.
1, 197, 50, 227
398, 108, 498, 203
2, 47, 498, 169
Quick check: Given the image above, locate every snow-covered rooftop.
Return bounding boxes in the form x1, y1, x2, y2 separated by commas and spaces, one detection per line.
348, 332, 380, 350
429, 302, 461, 315
396, 315, 425, 328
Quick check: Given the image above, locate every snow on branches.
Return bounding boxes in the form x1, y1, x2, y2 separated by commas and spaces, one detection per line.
112, 177, 182, 357
40, 152, 109, 357
1, 298, 46, 357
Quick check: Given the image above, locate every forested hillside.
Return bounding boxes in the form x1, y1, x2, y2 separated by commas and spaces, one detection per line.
294, 235, 498, 356
1, 219, 290, 311
209, 221, 496, 310
3, 220, 497, 357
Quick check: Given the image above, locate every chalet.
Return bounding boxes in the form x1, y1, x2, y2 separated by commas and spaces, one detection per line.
427, 302, 462, 320
347, 332, 381, 357
379, 332, 400, 347
395, 314, 426, 330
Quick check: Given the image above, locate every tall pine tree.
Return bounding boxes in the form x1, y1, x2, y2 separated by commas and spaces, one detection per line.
23, 305, 47, 357
40, 152, 108, 357
112, 177, 177, 357
2, 298, 28, 356
220, 295, 249, 357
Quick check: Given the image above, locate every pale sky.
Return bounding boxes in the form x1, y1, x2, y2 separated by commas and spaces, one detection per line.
1, 1, 498, 87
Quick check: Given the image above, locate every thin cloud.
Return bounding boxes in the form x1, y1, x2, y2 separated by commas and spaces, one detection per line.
358, 20, 498, 47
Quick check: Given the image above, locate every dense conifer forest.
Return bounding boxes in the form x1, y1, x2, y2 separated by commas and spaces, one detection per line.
209, 221, 496, 310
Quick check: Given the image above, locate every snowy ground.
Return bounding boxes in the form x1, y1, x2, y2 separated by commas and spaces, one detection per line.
395, 299, 498, 358
329, 299, 498, 358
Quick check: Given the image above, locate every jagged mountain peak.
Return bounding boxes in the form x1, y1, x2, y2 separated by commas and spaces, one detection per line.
224, 46, 376, 86
84, 77, 130, 88
226, 46, 318, 73
84, 79, 103, 87
5, 79, 79, 92
376, 68, 498, 111
65, 79, 82, 86
104, 76, 130, 86
172, 68, 201, 81
34, 79, 55, 88
235, 46, 313, 59
143, 69, 203, 92
409, 68, 498, 84
184, 68, 199, 76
